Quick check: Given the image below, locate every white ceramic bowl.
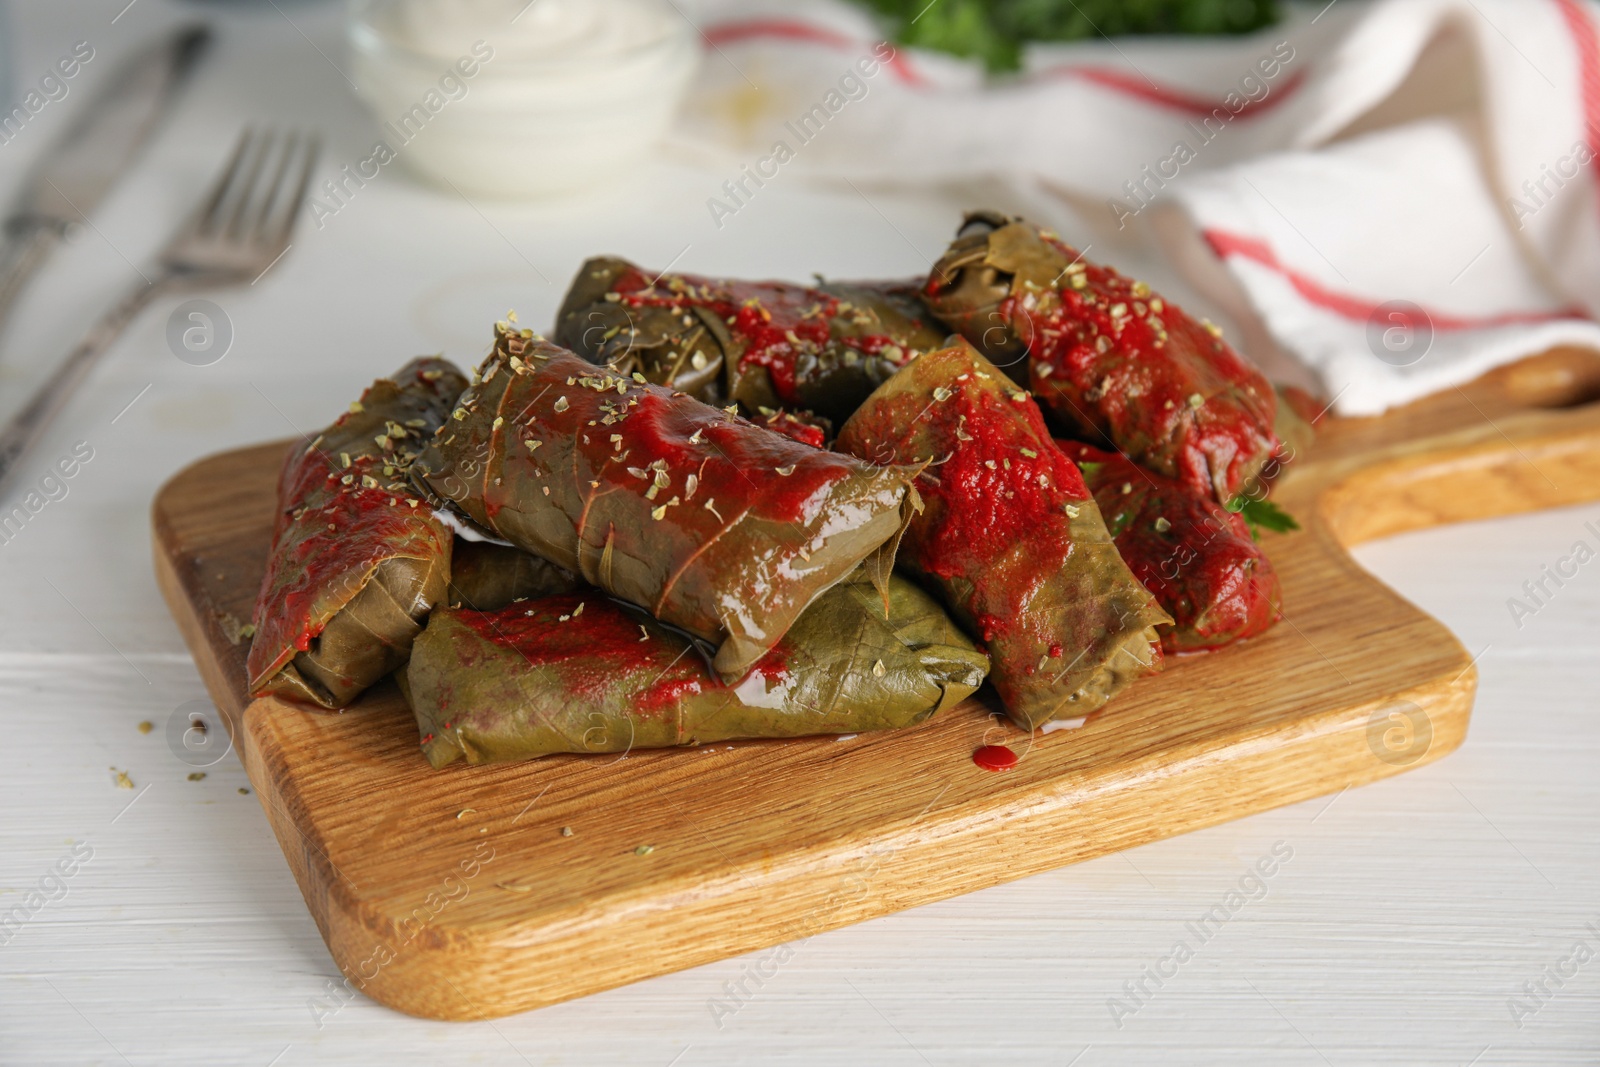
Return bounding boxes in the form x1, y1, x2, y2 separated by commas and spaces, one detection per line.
348, 0, 698, 199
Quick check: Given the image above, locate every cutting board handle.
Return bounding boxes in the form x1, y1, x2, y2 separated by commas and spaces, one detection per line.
1291, 346, 1600, 548
1490, 346, 1600, 411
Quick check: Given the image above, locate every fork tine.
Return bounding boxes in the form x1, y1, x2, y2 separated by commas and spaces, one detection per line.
158, 126, 321, 279
250, 130, 299, 242
270, 134, 321, 248
223, 128, 275, 240
193, 127, 259, 237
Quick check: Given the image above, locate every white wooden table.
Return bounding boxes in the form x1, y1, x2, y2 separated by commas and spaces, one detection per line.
0, 2, 1595, 1063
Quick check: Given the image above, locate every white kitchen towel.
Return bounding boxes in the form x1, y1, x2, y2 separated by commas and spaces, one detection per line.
672, 0, 1600, 415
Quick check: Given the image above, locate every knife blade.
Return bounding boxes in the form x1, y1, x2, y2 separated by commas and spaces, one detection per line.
0, 24, 210, 325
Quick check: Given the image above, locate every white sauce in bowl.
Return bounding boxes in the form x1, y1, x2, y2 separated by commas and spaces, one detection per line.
348, 0, 697, 197
393, 0, 681, 66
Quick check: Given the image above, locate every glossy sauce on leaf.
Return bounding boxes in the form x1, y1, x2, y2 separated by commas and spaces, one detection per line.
246, 358, 467, 709
836, 343, 1170, 729
405, 574, 989, 767
414, 328, 922, 682
554, 256, 948, 423
925, 213, 1281, 503
1060, 441, 1281, 653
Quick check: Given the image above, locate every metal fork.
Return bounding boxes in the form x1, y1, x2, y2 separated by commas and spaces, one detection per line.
0, 127, 319, 496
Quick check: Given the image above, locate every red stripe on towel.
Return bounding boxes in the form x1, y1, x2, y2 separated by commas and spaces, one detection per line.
1032, 66, 1306, 119
1554, 0, 1600, 224
1203, 228, 1588, 329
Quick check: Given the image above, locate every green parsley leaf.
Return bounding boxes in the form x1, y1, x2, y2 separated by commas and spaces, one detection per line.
855, 0, 1280, 74
1227, 495, 1299, 539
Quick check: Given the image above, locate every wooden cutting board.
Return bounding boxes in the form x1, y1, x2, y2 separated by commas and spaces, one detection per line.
152, 348, 1600, 1022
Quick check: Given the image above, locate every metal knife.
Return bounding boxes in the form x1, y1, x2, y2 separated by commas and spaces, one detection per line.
0, 24, 211, 331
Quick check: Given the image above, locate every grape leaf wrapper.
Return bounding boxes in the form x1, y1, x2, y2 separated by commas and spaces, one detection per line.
246, 358, 468, 709
414, 327, 923, 683
554, 255, 949, 424
924, 212, 1282, 504
403, 573, 989, 767
1059, 441, 1282, 652
445, 540, 581, 612
836, 342, 1170, 729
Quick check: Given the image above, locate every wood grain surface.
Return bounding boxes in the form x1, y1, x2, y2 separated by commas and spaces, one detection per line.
149, 348, 1600, 1022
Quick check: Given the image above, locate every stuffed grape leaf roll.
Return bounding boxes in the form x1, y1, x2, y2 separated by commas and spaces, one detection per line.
835, 342, 1170, 730
404, 572, 989, 767
246, 358, 468, 709
924, 212, 1283, 504
554, 255, 949, 423
1057, 441, 1282, 653
413, 325, 923, 683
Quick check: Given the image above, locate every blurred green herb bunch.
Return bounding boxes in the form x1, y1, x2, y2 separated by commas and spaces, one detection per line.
856, 0, 1280, 73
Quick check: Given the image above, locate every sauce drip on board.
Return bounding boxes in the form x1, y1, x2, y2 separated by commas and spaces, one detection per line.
972, 744, 1019, 772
